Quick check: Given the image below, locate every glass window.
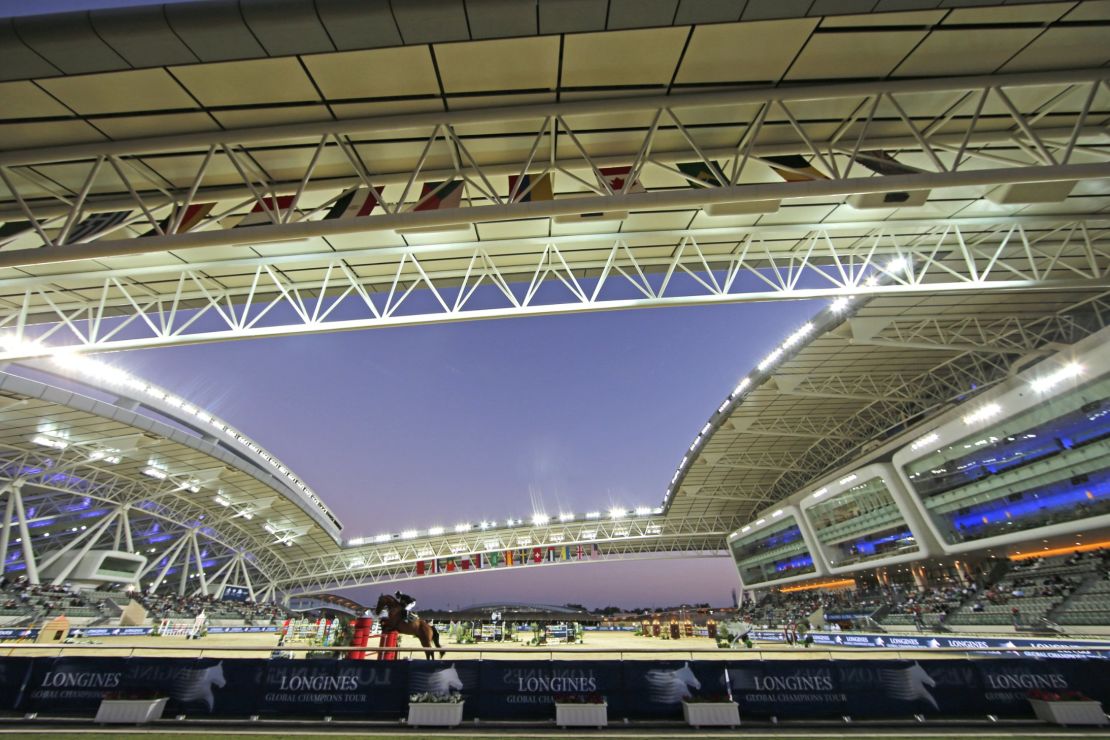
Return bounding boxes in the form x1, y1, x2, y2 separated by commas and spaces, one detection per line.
807, 476, 919, 567
902, 376, 1110, 545
729, 515, 815, 584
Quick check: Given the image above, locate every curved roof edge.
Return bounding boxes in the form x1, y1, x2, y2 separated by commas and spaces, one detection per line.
8, 351, 342, 541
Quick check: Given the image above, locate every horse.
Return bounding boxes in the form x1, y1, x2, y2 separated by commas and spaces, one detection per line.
374, 593, 444, 659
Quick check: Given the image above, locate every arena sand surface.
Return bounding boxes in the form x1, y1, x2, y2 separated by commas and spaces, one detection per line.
0, 630, 983, 660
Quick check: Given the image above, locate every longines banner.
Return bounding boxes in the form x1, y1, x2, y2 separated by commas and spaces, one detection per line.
1, 656, 1107, 720
749, 629, 1110, 655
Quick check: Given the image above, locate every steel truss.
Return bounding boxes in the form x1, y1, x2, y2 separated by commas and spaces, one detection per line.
761, 292, 1110, 505
278, 513, 742, 595
0, 217, 1107, 359
0, 444, 286, 596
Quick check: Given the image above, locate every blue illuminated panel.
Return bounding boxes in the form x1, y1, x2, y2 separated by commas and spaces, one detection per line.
804, 473, 921, 569
727, 509, 819, 586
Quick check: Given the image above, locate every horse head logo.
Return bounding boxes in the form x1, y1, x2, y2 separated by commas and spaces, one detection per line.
171, 662, 226, 711
880, 661, 938, 710
412, 663, 464, 694
645, 662, 702, 703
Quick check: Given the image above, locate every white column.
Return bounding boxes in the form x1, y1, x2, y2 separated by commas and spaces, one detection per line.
190, 532, 207, 595
238, 556, 256, 601
148, 536, 189, 593
196, 556, 234, 597
177, 533, 192, 596
0, 483, 14, 577
38, 510, 118, 573
11, 483, 39, 584
50, 513, 117, 585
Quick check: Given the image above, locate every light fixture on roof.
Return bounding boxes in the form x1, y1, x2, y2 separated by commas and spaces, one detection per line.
782, 323, 813, 348
757, 348, 782, 371
635, 506, 652, 516
755, 518, 766, 526
772, 509, 784, 518
741, 526, 751, 533
829, 296, 853, 313
531, 513, 550, 526
1030, 362, 1082, 394
31, 434, 69, 450
88, 448, 122, 464
885, 256, 908, 274
142, 466, 168, 480
732, 377, 750, 396
911, 431, 940, 451
839, 474, 857, 485
213, 495, 230, 507
812, 487, 828, 499
400, 529, 418, 539
962, 403, 1002, 426
559, 513, 574, 522
427, 526, 445, 536
374, 533, 392, 543
585, 512, 600, 520
454, 523, 471, 533
608, 508, 626, 520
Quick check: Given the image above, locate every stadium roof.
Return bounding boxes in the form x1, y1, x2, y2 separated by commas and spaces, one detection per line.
0, 0, 1107, 596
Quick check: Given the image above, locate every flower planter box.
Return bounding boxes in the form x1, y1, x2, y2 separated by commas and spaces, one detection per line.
95, 697, 168, 724
555, 702, 607, 728
407, 701, 464, 728
1030, 699, 1107, 726
682, 700, 740, 728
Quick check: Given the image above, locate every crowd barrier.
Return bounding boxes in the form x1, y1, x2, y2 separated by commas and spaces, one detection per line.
0, 652, 1106, 721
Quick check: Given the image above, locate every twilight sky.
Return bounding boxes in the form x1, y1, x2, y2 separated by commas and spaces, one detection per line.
109, 302, 819, 609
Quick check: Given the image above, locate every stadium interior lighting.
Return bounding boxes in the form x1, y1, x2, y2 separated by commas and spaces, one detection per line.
400, 529, 418, 539
812, 487, 828, 498
911, 431, 940, 451
732, 377, 751, 396
635, 506, 652, 516
829, 296, 853, 312
839, 474, 858, 485
757, 348, 782, 371
479, 521, 491, 530
782, 323, 814, 347
1030, 362, 1083, 393
585, 512, 600, 519
962, 402, 1002, 425
559, 513, 574, 522
755, 518, 766, 526
885, 256, 908, 273
772, 509, 784, 517
31, 434, 68, 450
741, 526, 751, 533
427, 526, 444, 536
608, 507, 626, 520
454, 523, 471, 533
87, 448, 122, 464
142, 466, 168, 480
374, 533, 392, 543
531, 513, 550, 526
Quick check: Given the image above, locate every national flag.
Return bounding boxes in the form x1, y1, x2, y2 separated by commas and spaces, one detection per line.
764, 155, 827, 182
856, 150, 920, 177
575, 545, 585, 560
324, 186, 380, 220
145, 202, 215, 236
416, 560, 426, 576
508, 173, 554, 203
446, 558, 456, 572
545, 547, 556, 563
562, 546, 571, 561
532, 547, 543, 564
590, 543, 601, 558
677, 160, 724, 187
0, 220, 38, 246
414, 180, 464, 211
461, 556, 470, 570
473, 554, 483, 569
430, 559, 439, 574
234, 196, 296, 228
64, 210, 131, 244
489, 550, 502, 566
504, 549, 514, 566
597, 166, 645, 194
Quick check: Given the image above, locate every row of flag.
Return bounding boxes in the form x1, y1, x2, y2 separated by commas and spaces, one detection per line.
0, 151, 920, 248
414, 543, 603, 575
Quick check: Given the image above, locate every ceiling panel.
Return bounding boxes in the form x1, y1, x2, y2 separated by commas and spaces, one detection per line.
675, 18, 819, 84
303, 46, 441, 100
0, 120, 106, 148
434, 36, 561, 93
465, 0, 539, 39
38, 68, 198, 115
785, 29, 929, 79
14, 13, 128, 75
210, 105, 333, 128
171, 58, 322, 107
892, 28, 1042, 76
1000, 27, 1110, 71
314, 0, 402, 50
90, 5, 198, 67
0, 19, 61, 81
241, 0, 335, 56
165, 2, 267, 62
561, 27, 690, 87
608, 0, 681, 29
93, 112, 220, 139
392, 0, 471, 44
674, 0, 747, 24
538, 0, 609, 34
0, 81, 70, 119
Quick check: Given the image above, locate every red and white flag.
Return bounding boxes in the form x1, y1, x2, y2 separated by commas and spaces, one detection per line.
597, 166, 645, 195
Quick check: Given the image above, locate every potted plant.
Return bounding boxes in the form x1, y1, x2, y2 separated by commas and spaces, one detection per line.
95, 688, 169, 724
554, 693, 607, 728
1028, 690, 1107, 726
407, 692, 464, 728
682, 694, 740, 728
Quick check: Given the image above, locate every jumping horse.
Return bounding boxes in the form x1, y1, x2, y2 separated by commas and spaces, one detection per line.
374, 593, 444, 659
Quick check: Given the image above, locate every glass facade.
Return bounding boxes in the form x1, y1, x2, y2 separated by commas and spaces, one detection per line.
902, 375, 1110, 545
806, 476, 918, 568
729, 514, 815, 584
